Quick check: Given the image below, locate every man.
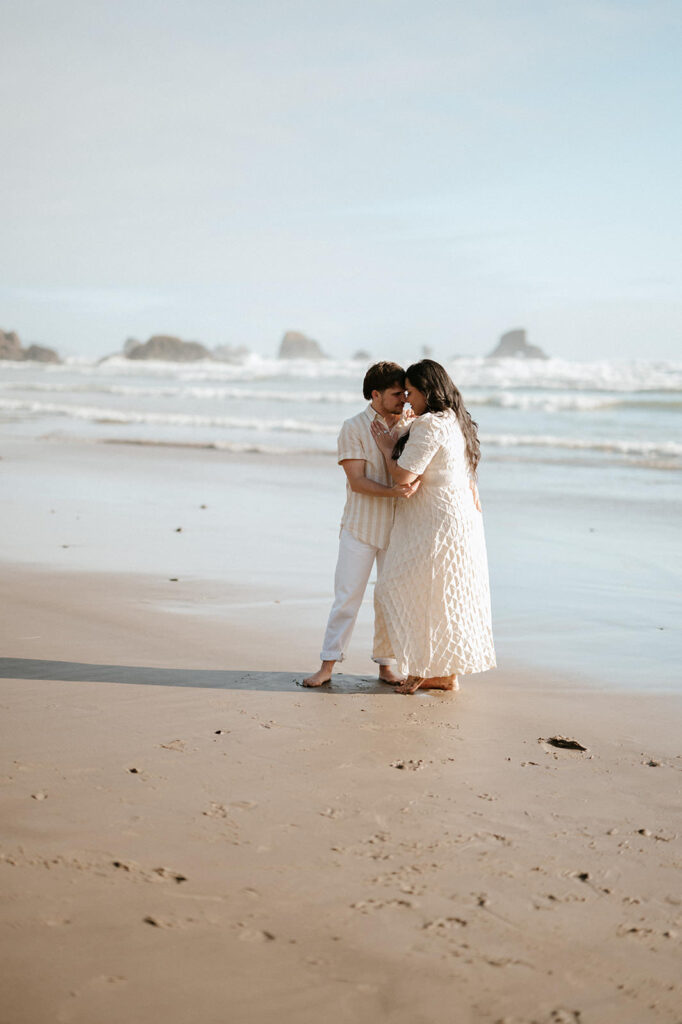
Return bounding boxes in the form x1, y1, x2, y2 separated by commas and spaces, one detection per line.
303, 361, 418, 687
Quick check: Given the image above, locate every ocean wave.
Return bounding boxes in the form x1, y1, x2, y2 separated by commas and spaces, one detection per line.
0, 381, 360, 404
5, 380, 682, 414
102, 438, 335, 456
97, 434, 680, 467
471, 393, 682, 412
0, 398, 338, 434
481, 433, 682, 459
4, 354, 682, 392
453, 357, 682, 393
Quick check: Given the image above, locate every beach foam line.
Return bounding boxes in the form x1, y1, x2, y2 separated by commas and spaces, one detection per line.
5, 382, 682, 413
0, 381, 361, 404
0, 399, 339, 434
471, 393, 682, 412
100, 438, 335, 455
481, 433, 682, 458
95, 434, 681, 464
4, 355, 682, 392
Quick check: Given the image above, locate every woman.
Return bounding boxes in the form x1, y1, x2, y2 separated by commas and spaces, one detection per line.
371, 360, 496, 694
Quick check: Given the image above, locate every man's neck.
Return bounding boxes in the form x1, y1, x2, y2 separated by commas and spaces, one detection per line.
371, 401, 399, 426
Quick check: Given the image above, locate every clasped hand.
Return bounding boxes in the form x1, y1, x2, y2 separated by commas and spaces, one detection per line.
370, 419, 398, 453
370, 421, 420, 499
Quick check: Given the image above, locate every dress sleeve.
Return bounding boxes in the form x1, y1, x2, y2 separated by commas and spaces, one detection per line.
337, 419, 366, 462
396, 414, 442, 475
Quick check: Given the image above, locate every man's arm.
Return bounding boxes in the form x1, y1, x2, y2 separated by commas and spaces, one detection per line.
340, 460, 418, 498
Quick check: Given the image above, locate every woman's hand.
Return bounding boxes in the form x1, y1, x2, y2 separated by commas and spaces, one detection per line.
392, 480, 420, 499
370, 420, 397, 454
469, 479, 482, 512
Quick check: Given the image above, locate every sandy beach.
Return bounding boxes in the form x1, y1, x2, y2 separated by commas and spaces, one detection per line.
2, 437, 681, 1024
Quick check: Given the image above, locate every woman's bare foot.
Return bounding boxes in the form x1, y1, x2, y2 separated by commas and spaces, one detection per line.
302, 660, 335, 687
395, 675, 424, 694
378, 666, 405, 685
424, 675, 459, 690
396, 675, 459, 694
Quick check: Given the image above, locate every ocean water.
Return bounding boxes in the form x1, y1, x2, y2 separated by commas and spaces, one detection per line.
2, 353, 682, 467
2, 354, 681, 690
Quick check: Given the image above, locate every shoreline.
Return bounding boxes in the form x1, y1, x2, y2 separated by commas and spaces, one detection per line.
1, 559, 677, 696
2, 431, 682, 1021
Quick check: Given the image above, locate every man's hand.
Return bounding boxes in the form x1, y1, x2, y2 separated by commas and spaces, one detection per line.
392, 479, 421, 499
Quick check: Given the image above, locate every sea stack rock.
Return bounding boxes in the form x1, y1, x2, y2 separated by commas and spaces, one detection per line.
125, 335, 212, 361
23, 344, 61, 363
278, 330, 327, 360
488, 329, 548, 360
0, 329, 23, 360
0, 329, 61, 363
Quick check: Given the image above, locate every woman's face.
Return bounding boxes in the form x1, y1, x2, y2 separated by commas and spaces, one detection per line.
405, 378, 427, 416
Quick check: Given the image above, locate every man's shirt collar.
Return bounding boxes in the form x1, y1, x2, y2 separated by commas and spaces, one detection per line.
364, 403, 410, 428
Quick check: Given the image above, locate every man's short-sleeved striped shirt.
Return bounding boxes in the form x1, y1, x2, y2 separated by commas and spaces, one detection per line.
337, 404, 410, 550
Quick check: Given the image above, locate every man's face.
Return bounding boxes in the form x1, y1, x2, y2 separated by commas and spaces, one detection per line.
374, 384, 406, 417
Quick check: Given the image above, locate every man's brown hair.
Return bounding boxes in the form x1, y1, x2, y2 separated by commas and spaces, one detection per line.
362, 361, 405, 400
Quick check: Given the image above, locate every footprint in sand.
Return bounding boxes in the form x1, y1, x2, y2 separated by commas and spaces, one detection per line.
423, 916, 468, 931
159, 739, 186, 752
143, 915, 199, 929
390, 759, 425, 771
539, 735, 588, 752
236, 924, 276, 942
112, 860, 187, 884
203, 802, 232, 820
350, 898, 413, 912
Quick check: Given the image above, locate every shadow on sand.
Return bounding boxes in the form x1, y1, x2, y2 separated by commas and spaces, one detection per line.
0, 658, 394, 694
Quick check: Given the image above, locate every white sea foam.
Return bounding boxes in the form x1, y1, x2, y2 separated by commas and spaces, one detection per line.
481, 433, 682, 459
103, 438, 334, 456
0, 398, 338, 434
4, 379, 682, 414
0, 380, 360, 404
4, 354, 682, 392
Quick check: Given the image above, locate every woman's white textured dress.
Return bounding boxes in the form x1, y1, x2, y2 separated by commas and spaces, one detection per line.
375, 409, 496, 678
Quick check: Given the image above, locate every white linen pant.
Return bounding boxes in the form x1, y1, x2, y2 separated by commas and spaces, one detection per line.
320, 527, 395, 664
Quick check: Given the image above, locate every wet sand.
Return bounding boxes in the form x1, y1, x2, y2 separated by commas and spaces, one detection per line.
1, 438, 681, 1022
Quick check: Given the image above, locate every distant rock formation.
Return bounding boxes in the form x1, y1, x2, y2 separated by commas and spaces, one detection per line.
0, 330, 22, 360
278, 330, 327, 360
0, 328, 60, 363
213, 344, 251, 364
488, 329, 548, 360
23, 344, 60, 363
126, 335, 212, 361
353, 349, 372, 361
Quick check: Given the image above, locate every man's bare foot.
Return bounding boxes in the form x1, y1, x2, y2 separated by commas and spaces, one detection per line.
378, 666, 405, 685
396, 675, 424, 694
302, 661, 335, 687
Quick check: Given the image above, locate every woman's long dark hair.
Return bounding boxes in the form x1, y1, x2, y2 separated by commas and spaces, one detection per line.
393, 359, 481, 477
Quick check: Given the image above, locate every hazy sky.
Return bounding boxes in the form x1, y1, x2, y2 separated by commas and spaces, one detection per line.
2, 0, 681, 361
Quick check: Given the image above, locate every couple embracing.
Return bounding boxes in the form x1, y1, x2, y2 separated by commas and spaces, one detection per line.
303, 359, 496, 695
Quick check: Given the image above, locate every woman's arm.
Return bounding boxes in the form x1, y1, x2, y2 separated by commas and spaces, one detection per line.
341, 459, 418, 497
369, 423, 419, 484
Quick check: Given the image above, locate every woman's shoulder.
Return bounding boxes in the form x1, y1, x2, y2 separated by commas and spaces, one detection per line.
413, 410, 452, 432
